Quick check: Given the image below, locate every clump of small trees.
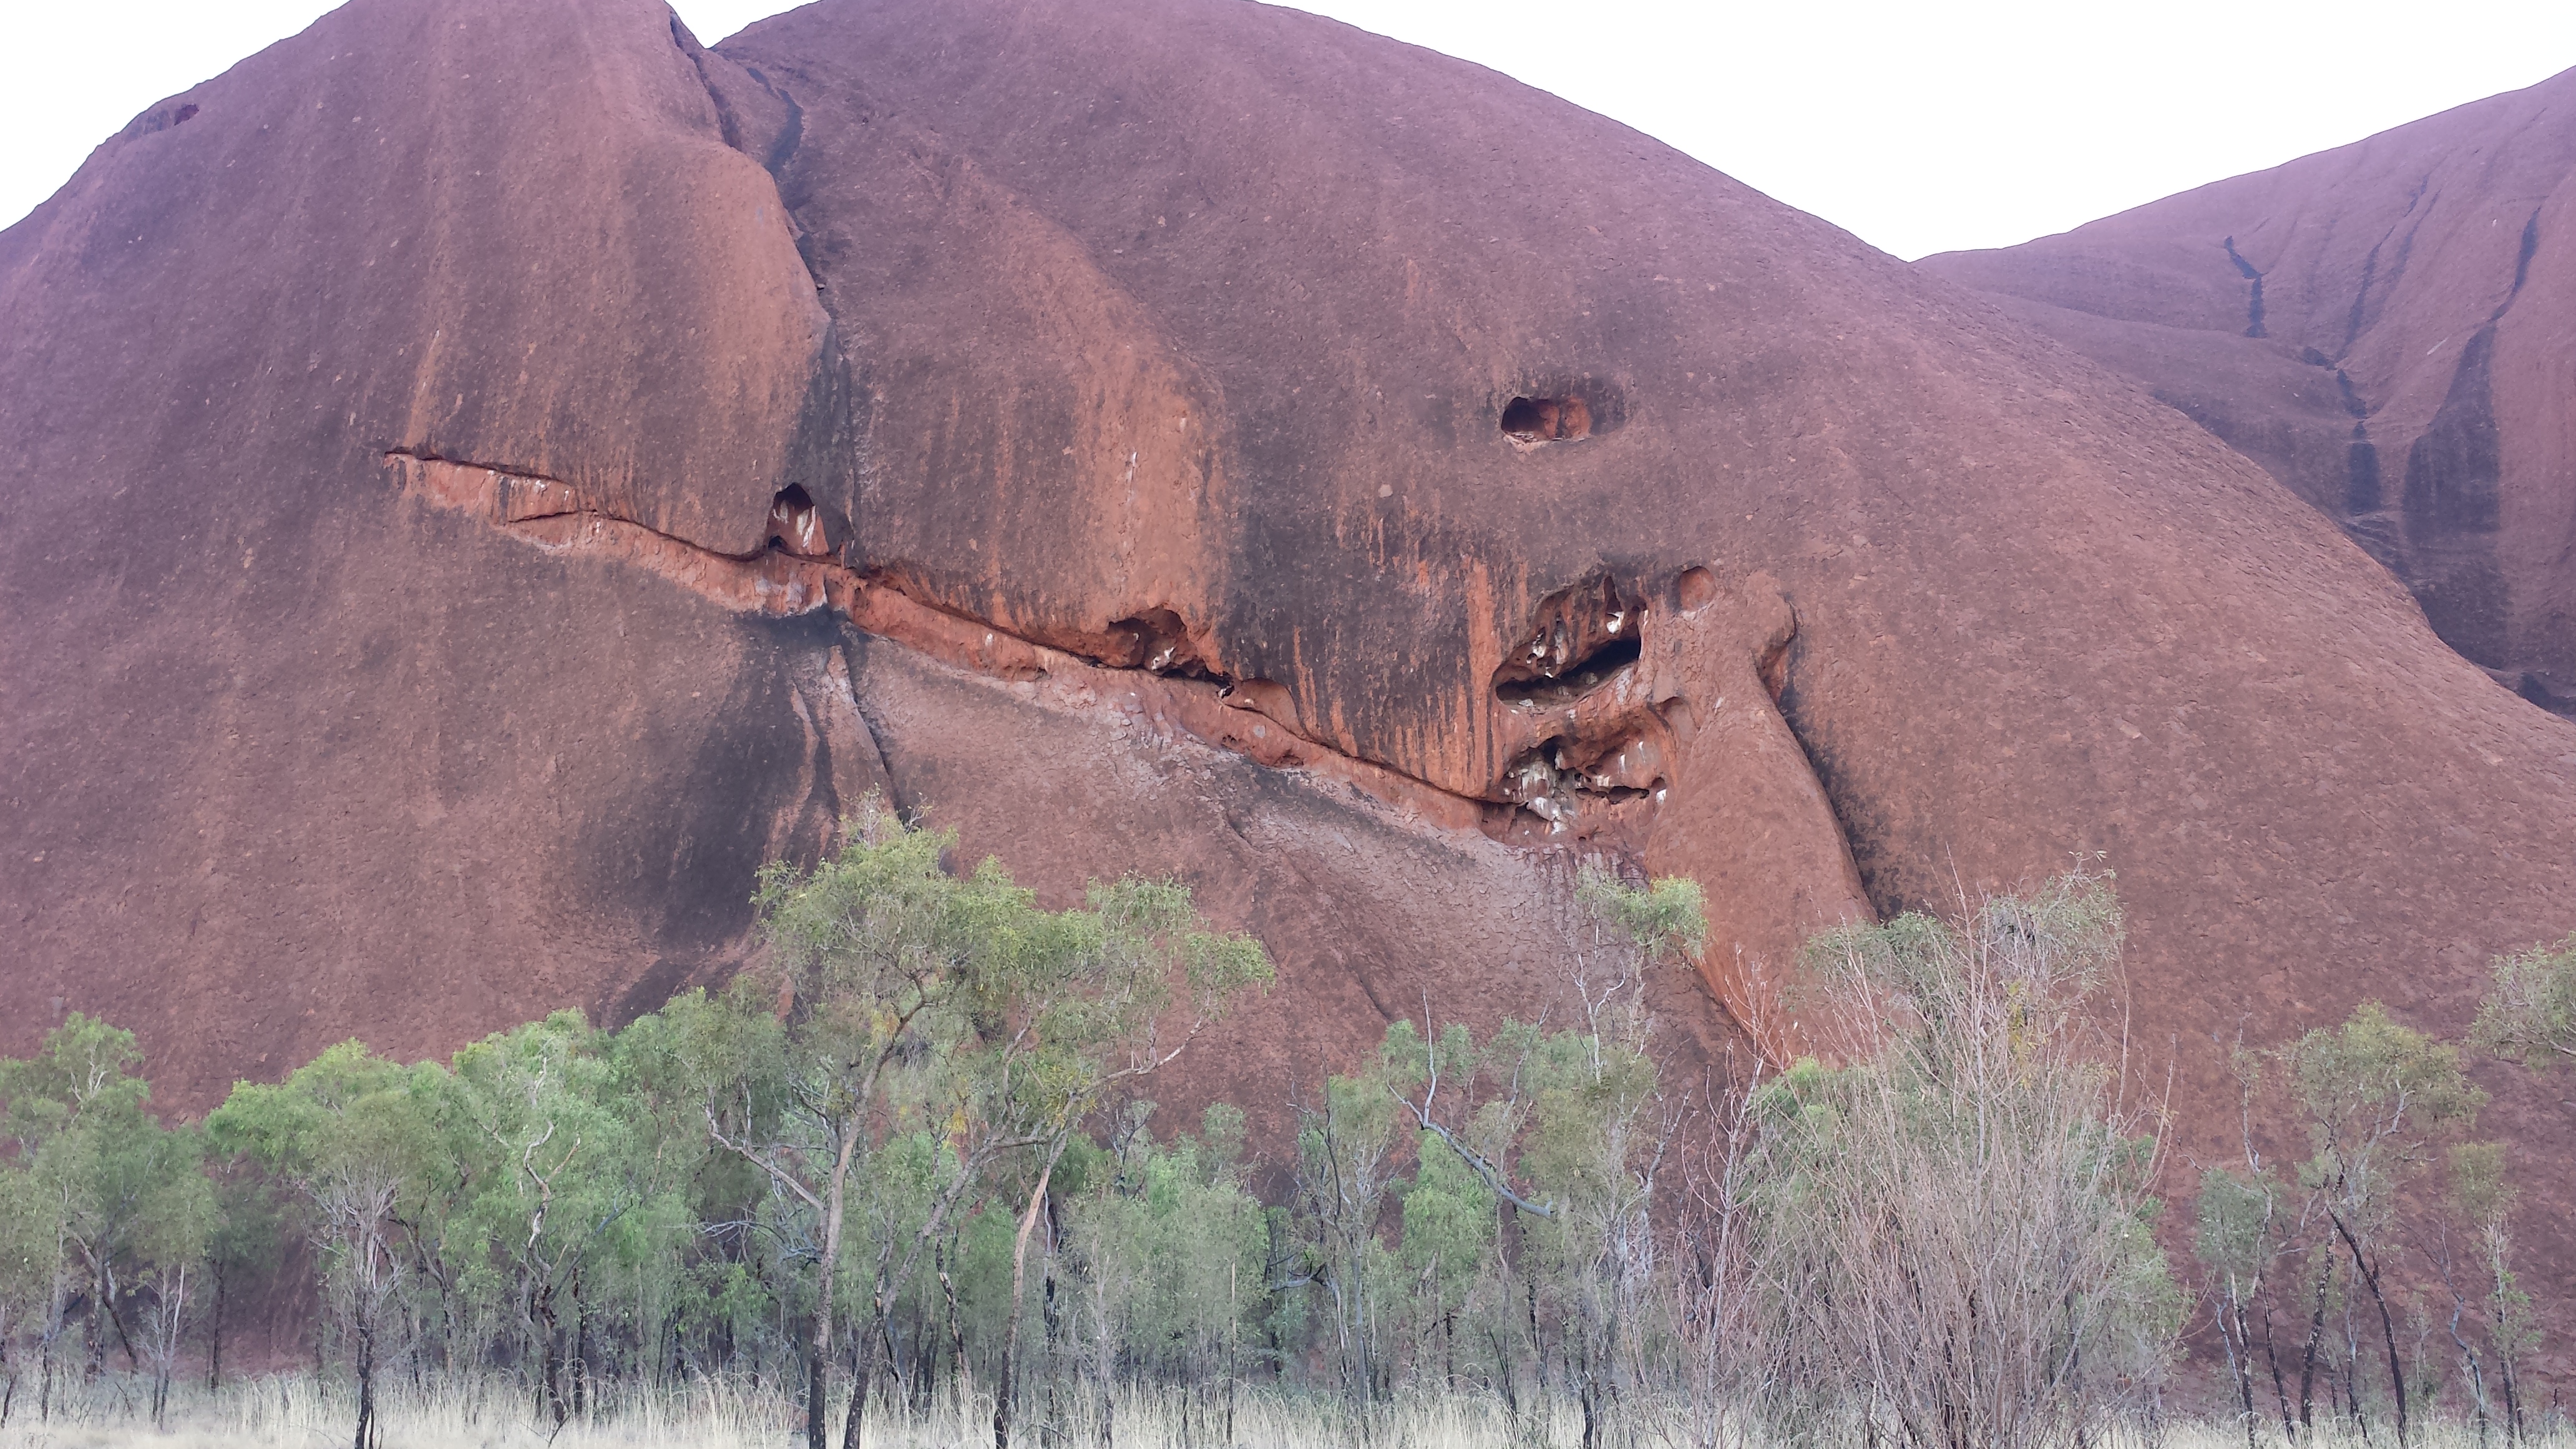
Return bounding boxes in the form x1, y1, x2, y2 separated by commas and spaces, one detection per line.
2, 826, 2569, 1449
0, 1016, 213, 1428
2190, 930, 2576, 1447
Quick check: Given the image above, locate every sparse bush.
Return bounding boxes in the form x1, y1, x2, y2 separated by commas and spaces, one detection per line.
1743, 872, 2180, 1449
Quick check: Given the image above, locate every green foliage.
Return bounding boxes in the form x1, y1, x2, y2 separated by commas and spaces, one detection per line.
2285, 1000, 2484, 1236
2471, 931, 2576, 1070
207, 1038, 439, 1189
2446, 1141, 2512, 1230
1065, 1105, 1270, 1382
2193, 1165, 2282, 1286
1574, 869, 1707, 962
2191, 999, 2499, 1443
1802, 869, 2124, 1058
44, 849, 2565, 1449
690, 798, 1269, 1443
1, 1015, 215, 1394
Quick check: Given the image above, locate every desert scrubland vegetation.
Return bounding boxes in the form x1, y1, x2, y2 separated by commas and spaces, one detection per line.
3, 803, 2572, 1449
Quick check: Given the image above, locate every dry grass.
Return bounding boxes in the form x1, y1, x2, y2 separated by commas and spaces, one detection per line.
1, 1374, 2568, 1448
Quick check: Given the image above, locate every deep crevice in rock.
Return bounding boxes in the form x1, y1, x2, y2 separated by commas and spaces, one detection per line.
670, 15, 747, 154
1495, 729, 1665, 833
2222, 236, 2266, 338
1495, 637, 1639, 706
1482, 573, 1681, 842
1101, 608, 1230, 682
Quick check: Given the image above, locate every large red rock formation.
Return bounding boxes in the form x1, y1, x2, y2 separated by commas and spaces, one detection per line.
1921, 68, 2576, 715
4, 0, 2574, 1302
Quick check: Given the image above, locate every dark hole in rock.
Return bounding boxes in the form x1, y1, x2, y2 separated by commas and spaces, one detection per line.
1494, 574, 1647, 706
1675, 566, 1717, 613
174, 104, 199, 126
1501, 395, 1592, 444
768, 485, 830, 557
1105, 608, 1228, 682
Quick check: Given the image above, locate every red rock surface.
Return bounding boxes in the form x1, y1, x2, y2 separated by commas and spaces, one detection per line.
1921, 68, 2576, 714
4, 0, 2575, 1320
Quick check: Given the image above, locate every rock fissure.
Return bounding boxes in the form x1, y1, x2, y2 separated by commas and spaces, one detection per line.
670, 16, 748, 155
383, 449, 1523, 841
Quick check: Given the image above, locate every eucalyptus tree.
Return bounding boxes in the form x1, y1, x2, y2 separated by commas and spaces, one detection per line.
439, 1010, 691, 1422
664, 798, 1267, 1449
974, 876, 1271, 1449
130, 1134, 215, 1428
0, 1016, 207, 1417
1290, 1056, 1407, 1402
2434, 1141, 2534, 1443
200, 1168, 283, 1391
210, 1040, 444, 1449
2283, 1002, 2484, 1443
1061, 1107, 1271, 1399
2195, 1161, 2292, 1446
1383, 868, 1704, 1437
2472, 932, 2576, 1071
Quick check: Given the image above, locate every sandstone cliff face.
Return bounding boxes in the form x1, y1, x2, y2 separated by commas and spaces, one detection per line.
4, 0, 2575, 1286
1921, 68, 2576, 715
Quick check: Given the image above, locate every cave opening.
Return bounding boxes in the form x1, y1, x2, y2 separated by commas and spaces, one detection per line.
1501, 395, 1592, 444
1493, 636, 1641, 706
767, 485, 830, 558
1493, 574, 1648, 707
1106, 608, 1229, 682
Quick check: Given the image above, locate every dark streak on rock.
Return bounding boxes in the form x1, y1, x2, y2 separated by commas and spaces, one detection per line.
2223, 236, 2266, 338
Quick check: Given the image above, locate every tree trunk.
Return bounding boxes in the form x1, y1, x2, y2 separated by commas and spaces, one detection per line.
207, 1260, 227, 1390
2297, 1267, 2331, 1432
2331, 1212, 2410, 1445
811, 1121, 864, 1449
2257, 1305, 2294, 1441
842, 1317, 878, 1449
535, 1285, 568, 1426
803, 1334, 826, 1449
994, 1156, 1058, 1449
2220, 1292, 2255, 1449
353, 1314, 376, 1449
940, 1242, 968, 1398
2500, 1357, 2523, 1444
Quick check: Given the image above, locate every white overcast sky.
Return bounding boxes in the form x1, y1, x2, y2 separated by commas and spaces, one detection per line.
7, 0, 2574, 260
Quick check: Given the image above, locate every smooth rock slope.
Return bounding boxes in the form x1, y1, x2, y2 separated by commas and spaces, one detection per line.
1923, 67, 2576, 715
